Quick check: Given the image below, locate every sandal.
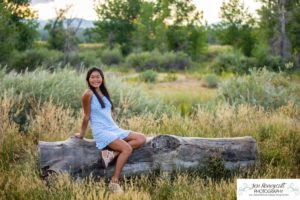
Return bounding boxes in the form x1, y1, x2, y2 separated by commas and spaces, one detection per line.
108, 181, 124, 194
101, 150, 115, 169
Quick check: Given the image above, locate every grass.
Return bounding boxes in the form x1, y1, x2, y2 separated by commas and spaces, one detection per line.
0, 69, 299, 199
79, 43, 103, 50
142, 73, 218, 115
122, 71, 218, 115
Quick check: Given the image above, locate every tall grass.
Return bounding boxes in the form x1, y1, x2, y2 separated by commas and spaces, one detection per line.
0, 67, 86, 110
0, 67, 175, 153
0, 68, 172, 120
218, 68, 300, 109
123, 103, 300, 175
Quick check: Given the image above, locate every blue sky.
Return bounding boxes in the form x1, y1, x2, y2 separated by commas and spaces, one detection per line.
31, 0, 261, 24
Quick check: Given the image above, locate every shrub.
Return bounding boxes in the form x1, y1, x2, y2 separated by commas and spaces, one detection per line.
217, 68, 300, 109
79, 50, 101, 68
125, 50, 191, 71
142, 52, 162, 70
202, 74, 219, 88
0, 68, 85, 110
164, 73, 178, 82
139, 70, 158, 83
160, 51, 191, 71
253, 56, 284, 71
125, 51, 160, 71
211, 50, 255, 74
251, 42, 285, 71
198, 45, 233, 63
64, 52, 82, 68
9, 48, 63, 71
100, 48, 123, 65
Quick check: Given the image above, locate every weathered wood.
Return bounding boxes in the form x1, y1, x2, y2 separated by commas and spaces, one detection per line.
38, 135, 257, 178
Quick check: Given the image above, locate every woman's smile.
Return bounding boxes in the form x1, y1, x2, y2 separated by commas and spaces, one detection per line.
89, 71, 103, 88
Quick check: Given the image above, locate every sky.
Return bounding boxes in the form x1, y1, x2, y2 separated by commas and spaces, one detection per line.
30, 0, 261, 24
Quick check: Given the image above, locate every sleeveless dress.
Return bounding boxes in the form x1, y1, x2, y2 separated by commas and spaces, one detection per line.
90, 94, 130, 149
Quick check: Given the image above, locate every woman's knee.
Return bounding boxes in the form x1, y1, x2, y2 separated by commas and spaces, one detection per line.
131, 132, 146, 145
122, 143, 133, 155
139, 134, 146, 145
109, 139, 132, 155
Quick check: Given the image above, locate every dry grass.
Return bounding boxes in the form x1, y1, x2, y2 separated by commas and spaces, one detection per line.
79, 43, 103, 50
29, 99, 82, 141
0, 91, 299, 199
122, 102, 299, 137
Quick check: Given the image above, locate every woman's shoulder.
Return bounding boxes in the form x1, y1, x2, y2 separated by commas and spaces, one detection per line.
82, 89, 93, 99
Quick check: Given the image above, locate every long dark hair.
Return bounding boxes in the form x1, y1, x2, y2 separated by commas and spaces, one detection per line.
86, 67, 114, 110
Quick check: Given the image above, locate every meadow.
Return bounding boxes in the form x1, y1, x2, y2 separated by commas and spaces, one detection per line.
1, 0, 300, 198
0, 67, 299, 200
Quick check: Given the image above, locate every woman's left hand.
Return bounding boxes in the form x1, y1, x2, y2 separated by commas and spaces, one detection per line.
74, 134, 83, 139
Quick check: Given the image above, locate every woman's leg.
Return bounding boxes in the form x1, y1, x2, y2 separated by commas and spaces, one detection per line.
108, 139, 133, 183
124, 132, 146, 149
101, 132, 145, 169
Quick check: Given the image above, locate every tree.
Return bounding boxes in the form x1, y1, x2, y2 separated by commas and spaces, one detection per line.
44, 8, 66, 51
2, 0, 38, 51
287, 1, 300, 64
93, 0, 141, 54
93, 0, 206, 58
0, 0, 37, 64
162, 0, 206, 58
44, 5, 81, 67
216, 0, 256, 57
130, 1, 159, 51
0, 3, 17, 62
258, 0, 299, 63
166, 25, 206, 59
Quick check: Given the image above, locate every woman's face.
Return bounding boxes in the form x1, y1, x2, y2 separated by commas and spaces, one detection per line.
89, 71, 103, 88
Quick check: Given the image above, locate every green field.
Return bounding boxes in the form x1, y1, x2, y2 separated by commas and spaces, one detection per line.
1, 0, 300, 198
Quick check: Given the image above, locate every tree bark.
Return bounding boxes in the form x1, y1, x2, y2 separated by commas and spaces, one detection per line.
38, 135, 258, 178
271, 0, 291, 60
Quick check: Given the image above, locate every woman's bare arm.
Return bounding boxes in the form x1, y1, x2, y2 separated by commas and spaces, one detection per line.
76, 89, 93, 139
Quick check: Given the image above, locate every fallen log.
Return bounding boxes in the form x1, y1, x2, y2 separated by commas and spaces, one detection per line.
38, 135, 258, 178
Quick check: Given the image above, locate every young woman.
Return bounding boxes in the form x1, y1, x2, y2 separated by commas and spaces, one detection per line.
75, 67, 146, 193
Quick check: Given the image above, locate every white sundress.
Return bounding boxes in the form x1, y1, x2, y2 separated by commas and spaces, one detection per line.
90, 94, 130, 149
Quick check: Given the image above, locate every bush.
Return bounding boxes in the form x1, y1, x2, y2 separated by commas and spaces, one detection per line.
253, 56, 284, 71
139, 70, 158, 83
79, 50, 101, 68
64, 52, 83, 68
125, 51, 160, 71
160, 51, 191, 70
9, 48, 63, 71
202, 74, 219, 88
125, 50, 191, 71
217, 68, 300, 109
100, 48, 123, 65
164, 73, 178, 82
251, 42, 285, 71
211, 50, 255, 74
0, 68, 86, 110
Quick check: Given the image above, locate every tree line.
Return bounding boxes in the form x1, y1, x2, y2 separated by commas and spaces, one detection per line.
0, 0, 299, 71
